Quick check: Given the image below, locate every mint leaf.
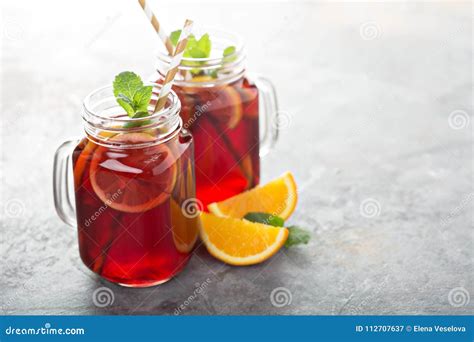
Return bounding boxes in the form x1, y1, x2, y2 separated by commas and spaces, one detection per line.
123, 112, 151, 128
285, 226, 311, 248
244, 212, 311, 248
116, 93, 135, 116
188, 47, 207, 58
243, 212, 285, 227
171, 31, 232, 78
184, 34, 211, 59
223, 45, 237, 63
183, 34, 197, 58
133, 85, 152, 112
113, 72, 143, 100
223, 46, 236, 57
209, 69, 218, 78
197, 34, 211, 57
113, 71, 152, 120
170, 30, 181, 46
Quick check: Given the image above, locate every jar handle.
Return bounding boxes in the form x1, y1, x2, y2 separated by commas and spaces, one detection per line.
253, 75, 279, 157
53, 139, 78, 227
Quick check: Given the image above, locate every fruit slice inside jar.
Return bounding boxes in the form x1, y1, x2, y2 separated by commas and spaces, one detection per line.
214, 85, 243, 129
90, 133, 178, 213
170, 199, 200, 253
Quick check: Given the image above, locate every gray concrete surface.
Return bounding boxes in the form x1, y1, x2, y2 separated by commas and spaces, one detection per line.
1, 0, 472, 315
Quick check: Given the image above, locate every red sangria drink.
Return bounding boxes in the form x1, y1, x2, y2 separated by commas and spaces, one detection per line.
54, 77, 199, 287
156, 28, 279, 206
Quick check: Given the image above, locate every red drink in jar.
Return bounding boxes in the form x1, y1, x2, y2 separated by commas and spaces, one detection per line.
156, 28, 279, 206
54, 85, 199, 287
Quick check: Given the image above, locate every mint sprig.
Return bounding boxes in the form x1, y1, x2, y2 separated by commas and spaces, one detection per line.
223, 45, 237, 63
285, 226, 311, 247
243, 212, 285, 227
243, 212, 311, 248
170, 31, 212, 59
169, 30, 235, 78
113, 72, 152, 117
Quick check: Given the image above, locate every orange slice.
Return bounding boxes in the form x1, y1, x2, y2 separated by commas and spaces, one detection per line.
190, 75, 215, 83
200, 212, 288, 266
238, 86, 259, 118
90, 133, 177, 213
73, 131, 118, 189
219, 85, 243, 129
74, 139, 97, 189
208, 172, 297, 220
170, 199, 200, 253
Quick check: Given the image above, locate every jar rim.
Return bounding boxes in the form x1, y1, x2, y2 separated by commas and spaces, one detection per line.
82, 83, 180, 124
81, 83, 182, 147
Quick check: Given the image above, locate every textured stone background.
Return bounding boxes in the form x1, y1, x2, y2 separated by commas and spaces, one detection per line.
1, 0, 472, 315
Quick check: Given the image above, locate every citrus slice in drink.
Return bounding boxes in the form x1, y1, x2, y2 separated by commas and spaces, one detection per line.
208, 172, 297, 220
200, 212, 288, 266
170, 199, 200, 253
238, 86, 259, 118
199, 84, 242, 130
73, 131, 118, 189
190, 75, 215, 83
89, 132, 177, 213
218, 85, 243, 129
73, 139, 97, 189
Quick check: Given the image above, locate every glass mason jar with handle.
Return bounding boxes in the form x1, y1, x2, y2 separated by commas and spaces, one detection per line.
53, 84, 199, 287
155, 27, 279, 207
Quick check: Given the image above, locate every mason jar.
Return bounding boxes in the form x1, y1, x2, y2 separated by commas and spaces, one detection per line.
155, 27, 279, 206
53, 84, 199, 287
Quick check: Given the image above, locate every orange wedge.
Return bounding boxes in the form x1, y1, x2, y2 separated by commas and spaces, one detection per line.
208, 172, 297, 220
200, 212, 288, 266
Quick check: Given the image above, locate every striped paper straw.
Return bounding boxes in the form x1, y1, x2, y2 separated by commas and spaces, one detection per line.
153, 19, 194, 114
138, 0, 174, 55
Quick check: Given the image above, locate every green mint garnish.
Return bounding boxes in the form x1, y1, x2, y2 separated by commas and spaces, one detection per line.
243, 212, 285, 227
223, 45, 237, 63
244, 212, 311, 248
169, 31, 236, 78
123, 112, 152, 128
285, 226, 311, 248
170, 30, 181, 46
113, 71, 152, 117
170, 31, 212, 58
223, 46, 236, 56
